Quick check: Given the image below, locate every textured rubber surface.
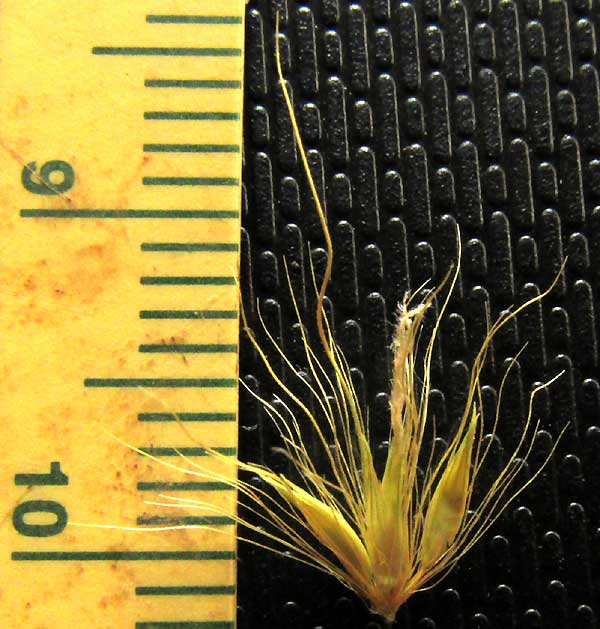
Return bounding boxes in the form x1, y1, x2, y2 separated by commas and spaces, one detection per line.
238, 1, 600, 627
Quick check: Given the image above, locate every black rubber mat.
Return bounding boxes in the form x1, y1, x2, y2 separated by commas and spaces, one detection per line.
238, 2, 600, 627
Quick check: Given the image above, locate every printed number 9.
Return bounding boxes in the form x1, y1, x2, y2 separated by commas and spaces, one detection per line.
22, 160, 75, 195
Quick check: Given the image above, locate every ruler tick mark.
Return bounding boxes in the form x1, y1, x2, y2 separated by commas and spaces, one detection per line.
145, 79, 241, 89
84, 378, 236, 388
141, 243, 239, 252
143, 177, 239, 187
93, 47, 241, 57
136, 623, 234, 629
138, 413, 236, 423
139, 310, 237, 320
140, 276, 236, 285
136, 585, 236, 596
146, 15, 243, 25
21, 209, 239, 219
12, 551, 235, 561
136, 516, 234, 525
139, 344, 237, 353
144, 112, 240, 121
138, 447, 236, 456
143, 144, 240, 153
137, 482, 234, 492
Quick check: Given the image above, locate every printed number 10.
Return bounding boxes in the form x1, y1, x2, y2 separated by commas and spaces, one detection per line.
13, 462, 69, 537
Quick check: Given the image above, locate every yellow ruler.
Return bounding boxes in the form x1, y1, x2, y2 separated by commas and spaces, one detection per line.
0, 2, 244, 627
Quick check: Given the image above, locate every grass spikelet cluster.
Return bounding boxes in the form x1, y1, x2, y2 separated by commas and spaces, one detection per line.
135, 26, 566, 623
79, 20, 564, 624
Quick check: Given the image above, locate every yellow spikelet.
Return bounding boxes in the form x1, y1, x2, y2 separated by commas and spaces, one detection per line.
419, 407, 477, 571
263, 471, 372, 593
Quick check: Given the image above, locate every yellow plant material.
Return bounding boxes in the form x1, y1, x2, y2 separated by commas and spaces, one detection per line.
109, 20, 566, 624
